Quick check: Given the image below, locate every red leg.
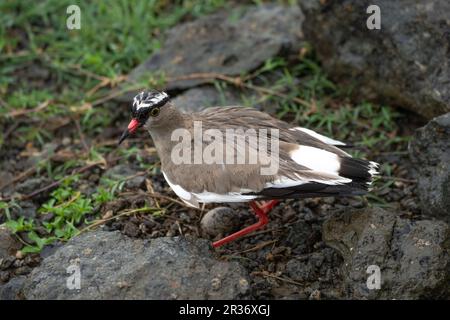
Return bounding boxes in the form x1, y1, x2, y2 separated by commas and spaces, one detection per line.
212, 200, 279, 248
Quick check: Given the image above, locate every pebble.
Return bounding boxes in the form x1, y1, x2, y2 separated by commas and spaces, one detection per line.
15, 251, 24, 260
62, 137, 71, 146
200, 207, 241, 236
309, 289, 321, 300
211, 278, 221, 290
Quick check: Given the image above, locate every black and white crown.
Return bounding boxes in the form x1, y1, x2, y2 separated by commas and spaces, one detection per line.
132, 90, 169, 112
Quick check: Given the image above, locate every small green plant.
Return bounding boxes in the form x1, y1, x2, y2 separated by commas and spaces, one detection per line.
5, 216, 34, 234
2, 171, 127, 253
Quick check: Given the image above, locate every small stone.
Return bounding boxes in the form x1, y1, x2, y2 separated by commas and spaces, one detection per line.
165, 230, 175, 237
15, 178, 50, 195
0, 271, 10, 283
14, 266, 31, 276
13, 259, 23, 268
15, 251, 24, 260
125, 176, 146, 189
238, 278, 250, 294
0, 257, 14, 270
201, 207, 241, 236
10, 201, 37, 220
211, 278, 221, 290
309, 289, 321, 300
24, 255, 40, 267
62, 137, 71, 146
102, 165, 145, 189
102, 210, 113, 220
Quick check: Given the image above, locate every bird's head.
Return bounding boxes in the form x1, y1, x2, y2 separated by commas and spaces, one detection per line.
118, 90, 170, 145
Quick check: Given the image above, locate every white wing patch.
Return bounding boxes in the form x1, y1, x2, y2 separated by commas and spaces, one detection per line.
192, 191, 258, 203
162, 171, 258, 204
291, 127, 346, 146
290, 145, 342, 176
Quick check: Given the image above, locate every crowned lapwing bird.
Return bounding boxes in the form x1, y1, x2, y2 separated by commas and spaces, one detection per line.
119, 90, 379, 248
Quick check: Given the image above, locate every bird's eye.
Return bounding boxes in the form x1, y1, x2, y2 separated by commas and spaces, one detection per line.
150, 107, 160, 117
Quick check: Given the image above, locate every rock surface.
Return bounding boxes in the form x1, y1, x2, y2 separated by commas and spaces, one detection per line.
171, 86, 243, 113
102, 164, 145, 189
120, 4, 303, 99
21, 231, 250, 299
299, 0, 450, 119
323, 207, 449, 299
0, 226, 22, 260
409, 113, 450, 223
0, 276, 25, 300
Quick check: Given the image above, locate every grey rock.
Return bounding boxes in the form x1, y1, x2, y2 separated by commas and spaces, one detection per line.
299, 0, 450, 119
0, 226, 22, 260
285, 221, 320, 255
286, 248, 342, 284
172, 86, 243, 113
0, 276, 26, 300
10, 201, 37, 220
120, 4, 303, 99
286, 258, 314, 282
102, 164, 145, 189
15, 177, 50, 195
22, 230, 250, 299
323, 207, 450, 299
201, 207, 241, 237
409, 113, 450, 223
125, 175, 145, 189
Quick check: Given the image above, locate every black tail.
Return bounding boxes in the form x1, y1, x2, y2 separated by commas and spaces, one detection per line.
248, 181, 369, 200
338, 157, 378, 185
245, 158, 378, 200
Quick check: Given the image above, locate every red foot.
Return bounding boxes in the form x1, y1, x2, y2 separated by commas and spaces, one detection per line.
212, 200, 279, 248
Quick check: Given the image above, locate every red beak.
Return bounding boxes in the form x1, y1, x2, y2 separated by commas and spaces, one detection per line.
118, 118, 139, 145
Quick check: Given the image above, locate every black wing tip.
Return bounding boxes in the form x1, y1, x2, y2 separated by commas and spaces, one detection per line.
339, 157, 379, 183
244, 181, 369, 200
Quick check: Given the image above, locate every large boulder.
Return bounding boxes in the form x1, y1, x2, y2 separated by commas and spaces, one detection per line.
0, 276, 26, 300
409, 113, 450, 223
120, 4, 304, 100
171, 86, 243, 113
21, 231, 250, 299
323, 207, 449, 299
299, 0, 450, 119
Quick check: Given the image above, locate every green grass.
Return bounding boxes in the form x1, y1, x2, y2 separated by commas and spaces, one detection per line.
0, 0, 229, 146
1, 171, 126, 253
